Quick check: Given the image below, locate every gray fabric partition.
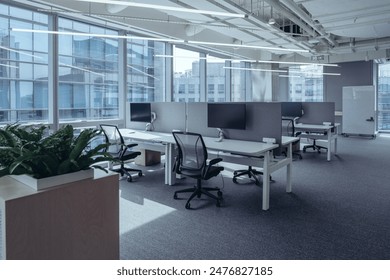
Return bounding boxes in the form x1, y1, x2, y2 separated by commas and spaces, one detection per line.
187, 102, 282, 154
186, 102, 218, 137
151, 102, 186, 132
298, 102, 335, 124
126, 102, 186, 132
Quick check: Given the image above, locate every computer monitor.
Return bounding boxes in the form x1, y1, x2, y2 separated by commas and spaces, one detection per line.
281, 102, 303, 118
207, 103, 246, 130
130, 102, 151, 122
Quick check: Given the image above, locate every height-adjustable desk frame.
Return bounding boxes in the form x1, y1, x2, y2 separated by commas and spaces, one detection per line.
294, 123, 340, 161
120, 129, 296, 210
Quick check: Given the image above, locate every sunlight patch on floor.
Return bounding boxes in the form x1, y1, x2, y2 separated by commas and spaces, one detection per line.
119, 194, 176, 234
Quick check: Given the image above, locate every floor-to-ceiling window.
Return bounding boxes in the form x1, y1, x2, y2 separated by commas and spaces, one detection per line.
378, 63, 390, 130
172, 46, 200, 102
288, 65, 324, 101
231, 62, 249, 101
126, 39, 165, 102
1, 4, 49, 124
206, 55, 225, 102
58, 18, 119, 121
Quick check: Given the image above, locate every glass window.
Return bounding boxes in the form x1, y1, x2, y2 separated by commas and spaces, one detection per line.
127, 39, 165, 102
231, 62, 247, 101
378, 63, 390, 130
288, 65, 324, 101
207, 55, 225, 102
173, 46, 200, 102
1, 6, 49, 123
58, 18, 119, 121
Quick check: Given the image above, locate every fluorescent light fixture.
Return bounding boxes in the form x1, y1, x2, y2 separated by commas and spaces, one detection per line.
59, 62, 105, 77
74, 0, 246, 18
188, 40, 309, 53
0, 45, 43, 59
127, 64, 159, 80
224, 66, 287, 73
255, 59, 338, 67
154, 55, 339, 67
11, 28, 184, 43
289, 70, 341, 76
279, 74, 302, 78
0, 63, 19, 69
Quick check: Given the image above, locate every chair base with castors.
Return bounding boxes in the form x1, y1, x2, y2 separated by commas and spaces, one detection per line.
174, 178, 223, 209
232, 166, 273, 185
110, 163, 143, 182
302, 139, 327, 154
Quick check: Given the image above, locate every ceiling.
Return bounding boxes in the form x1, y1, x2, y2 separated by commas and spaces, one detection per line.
12, 0, 390, 63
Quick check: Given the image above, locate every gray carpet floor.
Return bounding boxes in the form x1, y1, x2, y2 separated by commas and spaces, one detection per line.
118, 134, 390, 260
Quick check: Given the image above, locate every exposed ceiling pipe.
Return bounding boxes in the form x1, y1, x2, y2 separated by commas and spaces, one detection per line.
277, 0, 337, 47
314, 36, 390, 55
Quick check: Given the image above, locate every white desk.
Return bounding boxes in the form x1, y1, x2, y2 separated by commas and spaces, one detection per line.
294, 123, 339, 161
120, 129, 296, 211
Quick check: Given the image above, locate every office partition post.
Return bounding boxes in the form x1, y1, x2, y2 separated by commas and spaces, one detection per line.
262, 151, 271, 211
286, 142, 292, 193
165, 143, 176, 185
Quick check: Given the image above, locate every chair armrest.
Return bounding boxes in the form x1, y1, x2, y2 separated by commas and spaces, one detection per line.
209, 158, 222, 166
126, 143, 138, 149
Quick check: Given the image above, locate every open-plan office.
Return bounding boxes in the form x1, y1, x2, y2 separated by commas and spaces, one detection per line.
1, 0, 390, 261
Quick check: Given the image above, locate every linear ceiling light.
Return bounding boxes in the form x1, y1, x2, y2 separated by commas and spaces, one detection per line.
0, 63, 19, 69
11, 28, 185, 43
0, 45, 43, 59
188, 40, 309, 53
289, 70, 341, 76
223, 66, 287, 73
254, 60, 338, 67
74, 0, 246, 18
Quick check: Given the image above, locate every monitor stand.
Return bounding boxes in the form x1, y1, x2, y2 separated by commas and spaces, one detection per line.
215, 128, 224, 142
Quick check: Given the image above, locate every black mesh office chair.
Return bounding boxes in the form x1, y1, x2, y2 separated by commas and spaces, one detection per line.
100, 124, 142, 182
172, 131, 224, 209
282, 118, 302, 160
302, 138, 328, 153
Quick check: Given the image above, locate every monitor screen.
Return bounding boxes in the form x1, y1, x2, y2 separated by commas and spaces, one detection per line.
207, 103, 246, 130
281, 102, 303, 118
130, 103, 151, 122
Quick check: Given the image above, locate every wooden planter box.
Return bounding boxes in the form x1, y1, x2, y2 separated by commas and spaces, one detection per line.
0, 171, 119, 260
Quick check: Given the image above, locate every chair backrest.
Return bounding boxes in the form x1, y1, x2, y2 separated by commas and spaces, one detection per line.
172, 131, 207, 173
282, 118, 295, 137
100, 124, 125, 155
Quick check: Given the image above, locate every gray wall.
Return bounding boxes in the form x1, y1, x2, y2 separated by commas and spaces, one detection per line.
324, 61, 374, 111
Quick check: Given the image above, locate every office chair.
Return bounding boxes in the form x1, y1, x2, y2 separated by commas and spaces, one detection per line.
282, 118, 302, 160
172, 131, 224, 209
302, 131, 328, 154
100, 124, 142, 182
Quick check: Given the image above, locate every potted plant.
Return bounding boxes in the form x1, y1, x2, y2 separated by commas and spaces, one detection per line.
0, 123, 113, 190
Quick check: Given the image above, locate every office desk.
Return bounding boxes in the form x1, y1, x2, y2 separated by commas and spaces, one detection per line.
294, 123, 339, 161
121, 129, 296, 210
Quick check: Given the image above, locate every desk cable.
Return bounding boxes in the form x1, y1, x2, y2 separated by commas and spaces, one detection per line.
215, 150, 225, 191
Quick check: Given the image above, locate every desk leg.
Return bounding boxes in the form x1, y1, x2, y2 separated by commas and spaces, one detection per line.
286, 143, 292, 193
262, 151, 270, 211
165, 143, 176, 186
327, 129, 331, 161
334, 135, 338, 155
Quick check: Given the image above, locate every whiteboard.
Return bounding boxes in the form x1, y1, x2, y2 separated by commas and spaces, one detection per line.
342, 85, 376, 136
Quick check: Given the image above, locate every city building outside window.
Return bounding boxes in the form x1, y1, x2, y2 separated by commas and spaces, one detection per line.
173, 46, 200, 102
378, 63, 390, 130
127, 39, 165, 102
207, 55, 225, 102
288, 65, 324, 102
58, 18, 119, 121
0, 5, 49, 123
